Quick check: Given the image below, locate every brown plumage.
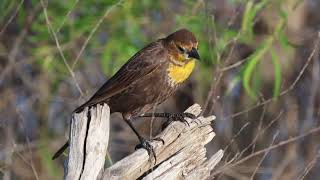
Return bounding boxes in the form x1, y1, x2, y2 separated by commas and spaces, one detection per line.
53, 28, 200, 160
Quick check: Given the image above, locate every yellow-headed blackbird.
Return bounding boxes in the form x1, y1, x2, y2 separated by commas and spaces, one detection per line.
52, 28, 200, 160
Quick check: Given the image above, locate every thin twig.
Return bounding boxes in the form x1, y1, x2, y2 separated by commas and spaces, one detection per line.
251, 101, 267, 153
212, 125, 320, 177
250, 132, 279, 180
71, 0, 124, 69
56, 0, 80, 33
238, 111, 284, 159
16, 108, 40, 180
223, 122, 250, 152
298, 151, 320, 180
0, 5, 40, 84
203, 17, 243, 115
228, 32, 320, 118
220, 58, 248, 72
40, 0, 84, 95
0, 0, 25, 36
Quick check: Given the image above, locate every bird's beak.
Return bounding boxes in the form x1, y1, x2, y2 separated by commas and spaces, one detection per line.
188, 47, 200, 60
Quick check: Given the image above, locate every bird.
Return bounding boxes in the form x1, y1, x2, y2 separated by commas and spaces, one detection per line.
52, 28, 200, 160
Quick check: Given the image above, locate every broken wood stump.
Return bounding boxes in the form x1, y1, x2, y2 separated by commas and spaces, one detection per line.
64, 103, 223, 180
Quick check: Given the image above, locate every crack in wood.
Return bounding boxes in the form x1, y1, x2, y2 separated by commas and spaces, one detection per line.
64, 104, 223, 180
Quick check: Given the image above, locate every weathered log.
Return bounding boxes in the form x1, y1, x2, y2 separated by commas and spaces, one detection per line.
64, 103, 223, 180
65, 104, 110, 180
103, 104, 223, 180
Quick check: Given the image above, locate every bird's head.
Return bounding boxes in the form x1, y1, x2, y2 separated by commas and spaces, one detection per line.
165, 29, 200, 63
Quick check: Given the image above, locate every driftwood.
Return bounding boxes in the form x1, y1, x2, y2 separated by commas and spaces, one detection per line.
64, 103, 223, 180
65, 104, 110, 180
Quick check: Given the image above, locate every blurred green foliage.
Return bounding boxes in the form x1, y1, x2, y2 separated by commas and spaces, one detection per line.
1, 0, 296, 100
241, 0, 292, 100
0, 0, 302, 178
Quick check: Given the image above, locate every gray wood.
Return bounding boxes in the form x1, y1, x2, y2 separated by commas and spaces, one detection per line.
65, 104, 110, 180
103, 104, 223, 180
64, 103, 223, 180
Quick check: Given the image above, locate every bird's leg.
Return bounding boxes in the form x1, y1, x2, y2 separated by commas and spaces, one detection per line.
140, 112, 196, 128
123, 118, 163, 163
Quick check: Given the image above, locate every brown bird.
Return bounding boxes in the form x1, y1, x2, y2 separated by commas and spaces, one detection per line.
52, 28, 200, 160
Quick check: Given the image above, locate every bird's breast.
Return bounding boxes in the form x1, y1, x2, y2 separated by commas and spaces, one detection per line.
166, 59, 195, 86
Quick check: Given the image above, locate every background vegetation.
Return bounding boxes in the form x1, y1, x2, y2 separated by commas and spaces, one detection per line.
1, 0, 320, 179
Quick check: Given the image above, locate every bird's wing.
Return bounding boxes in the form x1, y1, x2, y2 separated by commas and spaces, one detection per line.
74, 40, 167, 112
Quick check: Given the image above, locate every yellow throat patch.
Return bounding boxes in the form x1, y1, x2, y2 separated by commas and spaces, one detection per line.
167, 59, 195, 85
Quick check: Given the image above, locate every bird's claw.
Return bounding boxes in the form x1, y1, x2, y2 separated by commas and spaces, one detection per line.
135, 138, 157, 164
168, 112, 197, 127
152, 137, 165, 145
183, 112, 197, 119
161, 112, 197, 130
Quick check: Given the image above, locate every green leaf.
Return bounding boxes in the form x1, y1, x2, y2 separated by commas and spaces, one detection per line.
278, 28, 299, 48
241, 1, 254, 40
278, 29, 290, 49
253, 0, 269, 13
252, 65, 262, 96
278, 6, 288, 20
243, 38, 272, 100
241, 0, 268, 41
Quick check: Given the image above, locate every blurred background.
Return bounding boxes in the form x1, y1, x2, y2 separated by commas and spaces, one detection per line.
1, 0, 320, 179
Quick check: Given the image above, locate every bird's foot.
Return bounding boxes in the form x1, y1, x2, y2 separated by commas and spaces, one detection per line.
135, 137, 163, 164
139, 112, 197, 130
152, 137, 165, 145
161, 112, 196, 129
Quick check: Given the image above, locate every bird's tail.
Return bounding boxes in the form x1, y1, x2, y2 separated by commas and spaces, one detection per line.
73, 103, 87, 113
52, 103, 87, 160
52, 141, 69, 160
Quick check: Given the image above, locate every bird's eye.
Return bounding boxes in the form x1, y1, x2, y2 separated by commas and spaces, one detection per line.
177, 46, 185, 53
